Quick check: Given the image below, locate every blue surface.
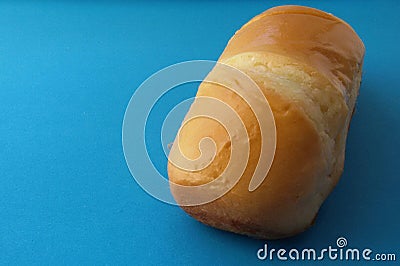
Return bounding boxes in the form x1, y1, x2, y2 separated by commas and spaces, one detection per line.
1, 1, 399, 265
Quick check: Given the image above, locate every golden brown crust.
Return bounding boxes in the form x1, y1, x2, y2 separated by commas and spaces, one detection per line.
168, 5, 365, 239
220, 5, 365, 102
169, 88, 328, 239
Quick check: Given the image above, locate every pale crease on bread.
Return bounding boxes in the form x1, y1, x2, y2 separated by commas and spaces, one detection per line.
168, 5, 365, 239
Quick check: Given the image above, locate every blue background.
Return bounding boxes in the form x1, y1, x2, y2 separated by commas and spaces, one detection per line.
1, 0, 399, 265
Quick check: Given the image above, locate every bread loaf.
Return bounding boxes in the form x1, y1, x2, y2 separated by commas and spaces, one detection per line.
168, 5, 365, 239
